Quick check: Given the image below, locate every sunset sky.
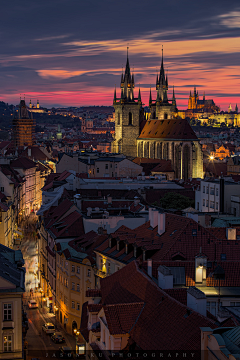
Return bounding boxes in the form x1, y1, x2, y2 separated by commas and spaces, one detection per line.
1, 0, 240, 109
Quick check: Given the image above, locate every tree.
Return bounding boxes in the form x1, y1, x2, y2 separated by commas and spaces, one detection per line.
156, 192, 194, 210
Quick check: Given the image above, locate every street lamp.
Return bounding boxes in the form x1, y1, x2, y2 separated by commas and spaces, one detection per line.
40, 288, 43, 307
54, 306, 58, 329
74, 329, 80, 353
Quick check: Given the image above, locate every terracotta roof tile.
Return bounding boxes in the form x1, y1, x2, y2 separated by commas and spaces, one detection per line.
138, 119, 198, 140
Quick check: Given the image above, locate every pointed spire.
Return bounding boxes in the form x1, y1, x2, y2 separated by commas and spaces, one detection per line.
203, 91, 205, 100
190, 90, 192, 97
172, 86, 176, 107
138, 88, 141, 104
165, 74, 168, 89
132, 73, 135, 86
114, 85, 117, 103
194, 87, 196, 97
235, 104, 238, 113
156, 90, 160, 104
121, 87, 124, 103
163, 90, 168, 103
149, 87, 152, 105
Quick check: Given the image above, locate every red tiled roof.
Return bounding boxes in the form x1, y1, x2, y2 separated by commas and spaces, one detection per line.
103, 303, 145, 335
138, 119, 198, 140
98, 261, 216, 350
86, 289, 102, 297
88, 304, 102, 313
11, 157, 36, 170
204, 162, 227, 177
151, 160, 174, 173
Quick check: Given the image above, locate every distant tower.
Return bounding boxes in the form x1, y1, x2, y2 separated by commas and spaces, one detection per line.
228, 103, 232, 113
111, 48, 144, 157
37, 100, 39, 109
29, 99, 32, 109
56, 124, 62, 140
12, 99, 35, 148
235, 104, 238, 113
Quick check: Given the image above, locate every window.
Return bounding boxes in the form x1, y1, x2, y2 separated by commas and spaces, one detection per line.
164, 113, 168, 120
0, 187, 4, 192
206, 187, 209, 194
72, 265, 75, 272
168, 267, 185, 285
3, 304, 12, 321
3, 335, 12, 352
87, 269, 91, 277
72, 301, 75, 309
77, 284, 80, 292
210, 187, 214, 195
64, 297, 68, 305
105, 164, 108, 170
210, 201, 214, 209
77, 267, 80, 274
115, 164, 118, 168
77, 303, 80, 311
203, 199, 205, 206
221, 253, 226, 260
65, 261, 68, 269
197, 202, 199, 211
216, 202, 218, 211
65, 279, 68, 288
107, 262, 111, 274
203, 186, 205, 193
129, 112, 133, 125
206, 200, 209, 207
72, 282, 75, 291
216, 188, 219, 196
97, 168, 99, 173
192, 229, 197, 236
117, 112, 120, 125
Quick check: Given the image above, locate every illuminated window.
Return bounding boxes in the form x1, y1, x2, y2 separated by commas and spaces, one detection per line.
72, 282, 75, 291
77, 284, 80, 292
87, 269, 91, 277
72, 301, 75, 309
77, 303, 80, 310
3, 335, 12, 352
72, 265, 75, 272
77, 267, 80, 274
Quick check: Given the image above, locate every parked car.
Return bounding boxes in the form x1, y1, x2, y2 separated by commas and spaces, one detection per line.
28, 300, 38, 309
42, 323, 55, 334
59, 346, 73, 358
51, 332, 65, 343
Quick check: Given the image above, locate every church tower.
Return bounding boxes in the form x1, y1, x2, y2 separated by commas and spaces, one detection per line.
111, 49, 144, 157
150, 48, 177, 120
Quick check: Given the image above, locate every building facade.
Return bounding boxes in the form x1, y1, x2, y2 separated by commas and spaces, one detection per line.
12, 100, 35, 147
111, 52, 203, 179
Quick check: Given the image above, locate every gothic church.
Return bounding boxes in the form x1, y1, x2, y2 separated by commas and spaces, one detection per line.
111, 51, 203, 180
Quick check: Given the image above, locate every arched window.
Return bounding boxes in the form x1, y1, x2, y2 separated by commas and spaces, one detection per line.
152, 111, 156, 119
129, 112, 133, 125
164, 113, 168, 120
117, 112, 120, 125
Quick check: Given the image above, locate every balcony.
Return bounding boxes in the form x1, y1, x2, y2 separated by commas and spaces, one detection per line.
94, 269, 107, 278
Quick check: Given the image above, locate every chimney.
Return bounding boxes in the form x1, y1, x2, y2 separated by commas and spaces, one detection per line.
226, 228, 236, 240
28, 148, 31, 157
149, 208, 158, 228
158, 265, 173, 289
134, 196, 140, 207
147, 259, 152, 278
74, 194, 82, 210
87, 207, 92, 216
187, 287, 206, 317
158, 212, 166, 235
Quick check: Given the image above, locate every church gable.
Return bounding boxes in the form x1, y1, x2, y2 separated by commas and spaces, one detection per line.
138, 119, 198, 141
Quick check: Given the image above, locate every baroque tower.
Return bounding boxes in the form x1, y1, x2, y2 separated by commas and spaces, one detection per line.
111, 50, 144, 157
12, 99, 35, 148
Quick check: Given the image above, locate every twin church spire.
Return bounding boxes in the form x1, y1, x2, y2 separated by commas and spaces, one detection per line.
113, 48, 176, 109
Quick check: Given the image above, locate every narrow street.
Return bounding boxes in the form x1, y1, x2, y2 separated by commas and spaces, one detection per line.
16, 216, 77, 359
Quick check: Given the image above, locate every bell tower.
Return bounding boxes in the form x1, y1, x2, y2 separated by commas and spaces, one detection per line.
111, 49, 144, 157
